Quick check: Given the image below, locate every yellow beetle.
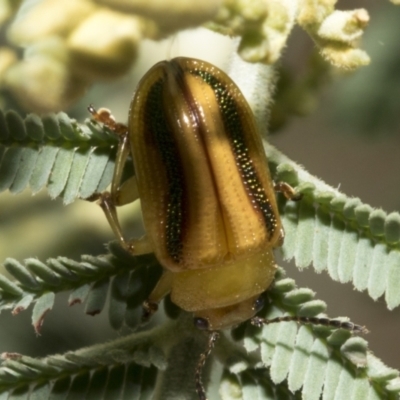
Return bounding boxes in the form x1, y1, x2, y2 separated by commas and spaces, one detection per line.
89, 57, 294, 329
89, 57, 303, 399
89, 57, 366, 400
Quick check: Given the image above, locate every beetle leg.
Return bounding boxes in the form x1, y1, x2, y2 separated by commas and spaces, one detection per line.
97, 187, 154, 254
142, 271, 174, 322
99, 129, 136, 247
110, 130, 131, 199
87, 105, 151, 254
272, 181, 301, 247
88, 105, 128, 136
274, 181, 302, 201
88, 104, 134, 206
97, 191, 127, 248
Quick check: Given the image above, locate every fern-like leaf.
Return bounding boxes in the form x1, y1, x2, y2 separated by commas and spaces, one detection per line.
0, 110, 117, 204
218, 268, 399, 400
2, 248, 398, 399
0, 330, 162, 399
0, 242, 162, 333
266, 143, 400, 310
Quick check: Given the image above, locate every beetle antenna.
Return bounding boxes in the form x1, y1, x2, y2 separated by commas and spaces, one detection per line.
195, 331, 220, 400
251, 315, 368, 334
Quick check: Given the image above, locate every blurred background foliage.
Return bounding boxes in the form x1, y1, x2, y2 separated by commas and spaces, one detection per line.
0, 0, 399, 378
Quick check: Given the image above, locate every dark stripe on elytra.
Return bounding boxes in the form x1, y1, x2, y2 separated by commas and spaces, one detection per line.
191, 69, 277, 239
144, 79, 185, 263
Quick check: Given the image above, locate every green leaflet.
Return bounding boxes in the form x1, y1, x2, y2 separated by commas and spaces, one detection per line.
31, 292, 55, 335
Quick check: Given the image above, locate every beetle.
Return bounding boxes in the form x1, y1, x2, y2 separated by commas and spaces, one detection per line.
88, 57, 364, 400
